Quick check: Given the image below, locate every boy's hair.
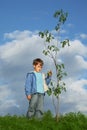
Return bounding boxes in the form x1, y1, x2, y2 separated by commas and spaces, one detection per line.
33, 58, 44, 66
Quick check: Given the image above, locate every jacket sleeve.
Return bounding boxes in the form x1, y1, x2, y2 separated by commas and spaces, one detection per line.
45, 75, 51, 85
25, 73, 32, 96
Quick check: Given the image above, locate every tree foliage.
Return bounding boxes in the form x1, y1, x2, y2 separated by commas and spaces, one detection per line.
39, 9, 70, 121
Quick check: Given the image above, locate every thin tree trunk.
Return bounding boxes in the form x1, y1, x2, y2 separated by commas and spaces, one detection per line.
56, 95, 60, 122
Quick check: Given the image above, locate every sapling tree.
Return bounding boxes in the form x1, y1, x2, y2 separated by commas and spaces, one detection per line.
39, 9, 70, 121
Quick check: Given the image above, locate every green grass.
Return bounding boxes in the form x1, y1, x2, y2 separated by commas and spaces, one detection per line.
0, 111, 87, 130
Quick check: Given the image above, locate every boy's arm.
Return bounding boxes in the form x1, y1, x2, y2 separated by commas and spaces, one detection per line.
25, 73, 32, 99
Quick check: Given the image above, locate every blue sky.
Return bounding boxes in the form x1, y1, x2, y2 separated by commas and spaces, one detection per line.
0, 0, 87, 116
0, 0, 87, 43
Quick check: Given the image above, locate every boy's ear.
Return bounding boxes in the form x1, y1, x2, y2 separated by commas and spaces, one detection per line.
33, 65, 35, 68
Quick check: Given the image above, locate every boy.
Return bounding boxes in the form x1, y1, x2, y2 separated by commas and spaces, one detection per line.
25, 58, 52, 119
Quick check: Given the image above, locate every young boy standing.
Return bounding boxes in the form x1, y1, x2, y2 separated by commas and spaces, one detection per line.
25, 58, 52, 119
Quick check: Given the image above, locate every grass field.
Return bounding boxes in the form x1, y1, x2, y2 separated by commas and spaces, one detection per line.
0, 111, 87, 130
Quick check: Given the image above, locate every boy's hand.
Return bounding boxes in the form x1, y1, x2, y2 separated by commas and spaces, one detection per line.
47, 70, 52, 76
26, 95, 31, 100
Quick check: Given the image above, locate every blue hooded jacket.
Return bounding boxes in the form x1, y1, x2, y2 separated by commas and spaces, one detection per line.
25, 72, 51, 96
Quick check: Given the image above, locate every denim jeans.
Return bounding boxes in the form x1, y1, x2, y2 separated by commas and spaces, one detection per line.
26, 93, 44, 119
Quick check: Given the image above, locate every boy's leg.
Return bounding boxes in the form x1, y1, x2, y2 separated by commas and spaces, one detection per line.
26, 94, 38, 118
35, 93, 44, 119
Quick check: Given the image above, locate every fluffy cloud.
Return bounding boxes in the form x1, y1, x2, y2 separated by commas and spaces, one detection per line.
80, 33, 87, 39
58, 40, 87, 78
0, 30, 87, 116
60, 78, 87, 114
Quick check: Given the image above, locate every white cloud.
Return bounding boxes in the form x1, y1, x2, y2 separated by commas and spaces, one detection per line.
0, 84, 19, 115
4, 30, 33, 40
67, 23, 74, 28
75, 55, 87, 69
60, 39, 87, 56
80, 33, 87, 39
58, 40, 87, 78
60, 78, 87, 114
0, 30, 87, 116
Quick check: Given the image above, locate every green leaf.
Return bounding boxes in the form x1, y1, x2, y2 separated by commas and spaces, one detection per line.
39, 32, 44, 38
47, 88, 52, 96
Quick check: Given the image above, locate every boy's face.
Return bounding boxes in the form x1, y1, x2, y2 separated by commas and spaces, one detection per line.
34, 63, 43, 72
